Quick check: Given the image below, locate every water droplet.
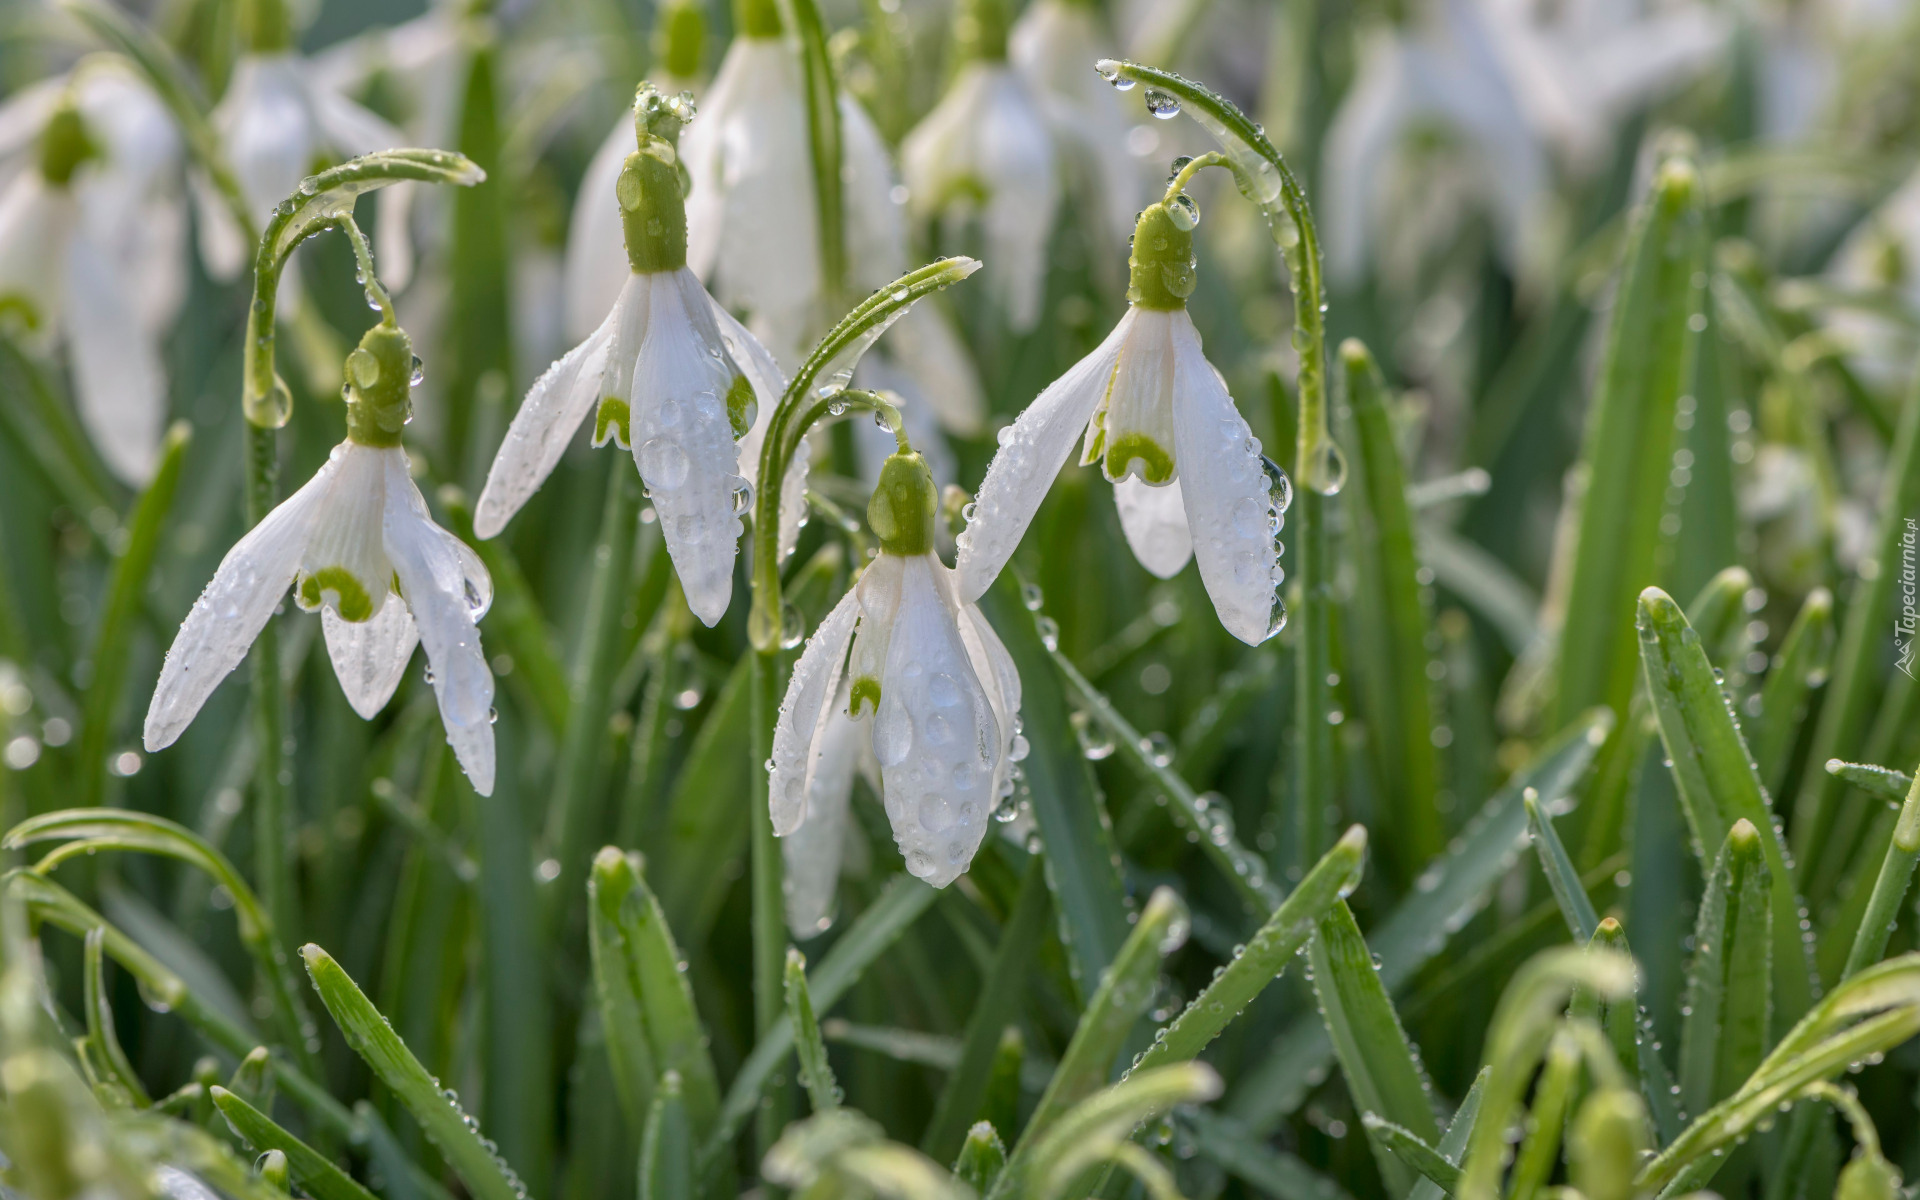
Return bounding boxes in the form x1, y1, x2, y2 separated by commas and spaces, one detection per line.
1021, 582, 1045, 611
1144, 88, 1180, 118
638, 439, 690, 490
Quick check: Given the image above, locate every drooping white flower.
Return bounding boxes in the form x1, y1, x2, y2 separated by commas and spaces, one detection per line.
771, 450, 1024, 889
955, 194, 1289, 646
901, 0, 1058, 334
476, 91, 783, 626
197, 38, 413, 287
145, 324, 496, 794
1010, 0, 1146, 256
0, 66, 183, 484
1323, 0, 1726, 285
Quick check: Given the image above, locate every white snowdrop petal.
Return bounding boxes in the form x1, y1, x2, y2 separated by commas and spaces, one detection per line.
874, 555, 998, 888
385, 455, 495, 795
1089, 307, 1178, 482
297, 443, 394, 618
782, 697, 863, 938
714, 297, 808, 562
841, 94, 909, 291
770, 585, 862, 836
847, 554, 903, 707
64, 231, 166, 485
598, 272, 655, 434
631, 272, 746, 626
189, 171, 250, 281
565, 119, 635, 342
0, 77, 61, 163
1114, 476, 1193, 579
1010, 0, 1144, 251
883, 305, 985, 437
145, 456, 338, 751
0, 174, 72, 334
474, 296, 620, 538
953, 309, 1132, 602
323, 591, 419, 719
1168, 312, 1281, 646
216, 54, 316, 229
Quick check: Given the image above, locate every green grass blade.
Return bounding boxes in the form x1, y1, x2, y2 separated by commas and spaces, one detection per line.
1339, 339, 1442, 882
1407, 1067, 1488, 1200
1553, 154, 1707, 727
1752, 588, 1833, 797
1138, 827, 1365, 1073
1789, 376, 1920, 900
301, 944, 529, 1200
1589, 919, 1686, 1146
704, 874, 939, 1163
1842, 768, 1920, 978
78, 421, 188, 811
953, 1122, 1008, 1194
1189, 1108, 1354, 1200
922, 854, 1050, 1162
979, 572, 1130, 992
1228, 711, 1611, 1130
988, 887, 1188, 1200
82, 926, 148, 1106
1825, 760, 1912, 804
652, 656, 754, 941
587, 851, 661, 1132
1309, 898, 1439, 1194
1361, 1115, 1459, 1195
788, 947, 841, 1113
1525, 791, 1600, 940
639, 1072, 693, 1200
1638, 585, 1815, 1029
1050, 648, 1281, 912
212, 1087, 379, 1200
589, 848, 721, 1139
1678, 822, 1773, 1120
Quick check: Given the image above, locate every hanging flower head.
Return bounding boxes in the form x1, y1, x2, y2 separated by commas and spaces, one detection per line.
145, 321, 497, 794
0, 64, 183, 484
772, 446, 1024, 890
475, 85, 783, 627
901, 0, 1059, 333
955, 160, 1291, 646
196, 0, 415, 286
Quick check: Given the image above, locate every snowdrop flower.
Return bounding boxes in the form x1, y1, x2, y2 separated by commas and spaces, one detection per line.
476, 88, 782, 626
771, 449, 1024, 889
197, 0, 413, 286
145, 322, 497, 794
781, 686, 869, 935
955, 180, 1290, 646
1010, 0, 1146, 255
0, 69, 183, 484
1323, 0, 1726, 284
902, 0, 1059, 333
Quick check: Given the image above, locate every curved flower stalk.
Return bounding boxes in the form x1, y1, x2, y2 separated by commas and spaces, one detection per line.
0, 65, 183, 483
1322, 0, 1726, 287
145, 320, 498, 795
955, 159, 1292, 645
476, 86, 781, 627
771, 447, 1025, 889
195, 0, 415, 288
902, 0, 1059, 334
1009, 0, 1148, 258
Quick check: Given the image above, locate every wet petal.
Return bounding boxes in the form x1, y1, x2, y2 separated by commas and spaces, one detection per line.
630, 272, 746, 625
323, 591, 419, 719
782, 694, 863, 938
1088, 307, 1177, 484
145, 454, 338, 750
385, 455, 495, 794
770, 584, 861, 835
565, 118, 635, 342
847, 553, 903, 715
297, 442, 394, 619
1168, 312, 1282, 646
1114, 476, 1193, 579
474, 295, 620, 538
953, 309, 1132, 601
872, 555, 998, 888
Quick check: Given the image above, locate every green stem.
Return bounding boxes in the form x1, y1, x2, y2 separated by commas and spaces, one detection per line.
790, 0, 846, 311
1162, 151, 1229, 204
546, 463, 640, 901
749, 648, 790, 1150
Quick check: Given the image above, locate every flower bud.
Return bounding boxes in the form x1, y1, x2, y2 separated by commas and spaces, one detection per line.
868, 450, 937, 557
1837, 1153, 1901, 1200
1567, 1088, 1650, 1200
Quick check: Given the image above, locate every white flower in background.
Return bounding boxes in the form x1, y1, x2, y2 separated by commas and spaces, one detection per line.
1322, 0, 1726, 284
0, 65, 183, 484
477, 91, 782, 626
772, 449, 1024, 889
145, 324, 497, 794
902, 0, 1058, 333
197, 8, 415, 288
1824, 165, 1920, 388
955, 190, 1289, 646
1010, 0, 1146, 255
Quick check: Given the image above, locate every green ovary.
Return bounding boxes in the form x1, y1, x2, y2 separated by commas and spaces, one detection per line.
595, 398, 631, 447
850, 677, 881, 717
1103, 433, 1175, 485
726, 375, 756, 439
298, 567, 377, 622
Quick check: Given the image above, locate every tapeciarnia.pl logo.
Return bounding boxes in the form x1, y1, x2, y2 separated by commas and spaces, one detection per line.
1899, 517, 1917, 680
